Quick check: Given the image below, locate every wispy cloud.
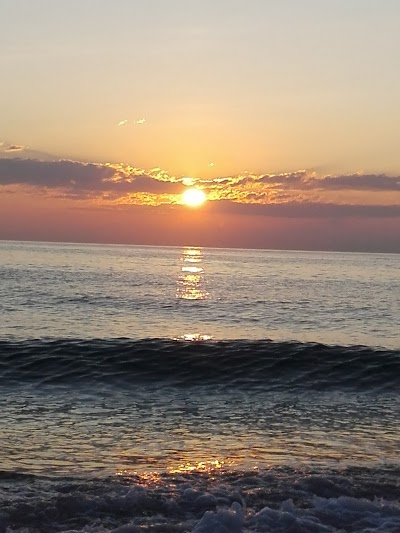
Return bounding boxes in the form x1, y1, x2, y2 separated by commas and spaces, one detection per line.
5, 144, 25, 152
0, 142, 27, 153
116, 118, 146, 127
0, 142, 58, 160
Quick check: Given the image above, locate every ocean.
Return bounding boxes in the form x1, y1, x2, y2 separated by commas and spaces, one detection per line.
0, 240, 399, 532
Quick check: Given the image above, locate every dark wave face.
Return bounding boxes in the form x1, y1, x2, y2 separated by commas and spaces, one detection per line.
0, 338, 399, 391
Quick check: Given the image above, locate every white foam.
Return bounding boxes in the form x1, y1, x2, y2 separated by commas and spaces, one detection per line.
2, 470, 400, 532
193, 502, 243, 533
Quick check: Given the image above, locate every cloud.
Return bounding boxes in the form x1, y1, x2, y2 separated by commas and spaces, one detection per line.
0, 142, 58, 160
0, 157, 399, 217
0, 142, 27, 153
256, 172, 400, 192
127, 175, 183, 193
5, 144, 25, 152
209, 199, 400, 218
0, 158, 115, 189
316, 174, 400, 191
0, 158, 183, 196
257, 171, 308, 186
116, 119, 146, 127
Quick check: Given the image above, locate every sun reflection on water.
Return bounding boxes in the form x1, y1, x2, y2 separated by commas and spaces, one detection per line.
175, 247, 212, 341
168, 459, 226, 474
115, 459, 233, 486
178, 333, 213, 341
176, 247, 209, 301
116, 469, 162, 485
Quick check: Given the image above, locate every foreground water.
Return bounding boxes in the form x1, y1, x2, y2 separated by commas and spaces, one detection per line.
0, 241, 399, 531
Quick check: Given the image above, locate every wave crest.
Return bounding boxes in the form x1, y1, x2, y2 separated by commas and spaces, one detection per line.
0, 338, 399, 391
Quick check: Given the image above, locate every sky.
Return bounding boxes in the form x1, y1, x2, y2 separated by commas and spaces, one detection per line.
1, 0, 399, 252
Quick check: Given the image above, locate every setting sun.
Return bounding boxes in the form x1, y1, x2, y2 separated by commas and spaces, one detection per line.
182, 188, 207, 207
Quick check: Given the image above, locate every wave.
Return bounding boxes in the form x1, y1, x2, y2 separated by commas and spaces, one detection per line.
1, 466, 400, 532
0, 338, 399, 391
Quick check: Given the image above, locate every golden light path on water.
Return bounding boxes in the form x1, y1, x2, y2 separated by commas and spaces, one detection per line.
115, 459, 241, 486
175, 247, 213, 341
176, 248, 209, 302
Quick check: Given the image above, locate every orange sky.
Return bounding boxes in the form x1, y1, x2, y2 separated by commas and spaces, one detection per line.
1, 1, 400, 251
0, 160, 399, 252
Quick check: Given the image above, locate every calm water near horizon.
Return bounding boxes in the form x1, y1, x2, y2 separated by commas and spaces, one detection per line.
0, 240, 399, 531
1, 240, 399, 347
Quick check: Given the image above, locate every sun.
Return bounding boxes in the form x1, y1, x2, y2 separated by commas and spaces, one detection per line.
182, 188, 207, 207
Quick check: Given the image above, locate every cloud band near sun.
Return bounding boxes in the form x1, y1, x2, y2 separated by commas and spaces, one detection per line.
1, 156, 400, 217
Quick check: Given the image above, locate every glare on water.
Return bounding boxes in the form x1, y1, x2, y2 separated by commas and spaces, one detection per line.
176, 247, 209, 301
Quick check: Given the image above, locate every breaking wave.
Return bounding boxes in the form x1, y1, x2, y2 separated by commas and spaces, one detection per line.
0, 338, 399, 391
1, 466, 400, 532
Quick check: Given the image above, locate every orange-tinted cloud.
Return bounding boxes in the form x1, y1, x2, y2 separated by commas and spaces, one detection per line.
1, 157, 400, 211
0, 154, 399, 254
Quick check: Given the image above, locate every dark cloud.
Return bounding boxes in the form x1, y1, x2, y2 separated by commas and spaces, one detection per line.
257, 172, 400, 191
209, 200, 400, 218
258, 172, 307, 186
0, 158, 115, 189
127, 175, 184, 194
316, 174, 400, 191
0, 158, 183, 195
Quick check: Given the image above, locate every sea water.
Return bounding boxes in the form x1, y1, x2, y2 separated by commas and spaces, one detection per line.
0, 240, 399, 532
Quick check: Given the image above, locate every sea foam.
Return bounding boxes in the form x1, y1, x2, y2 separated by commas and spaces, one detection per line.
1, 467, 400, 532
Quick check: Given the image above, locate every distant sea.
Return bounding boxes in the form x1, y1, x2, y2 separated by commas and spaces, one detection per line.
1, 240, 399, 532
